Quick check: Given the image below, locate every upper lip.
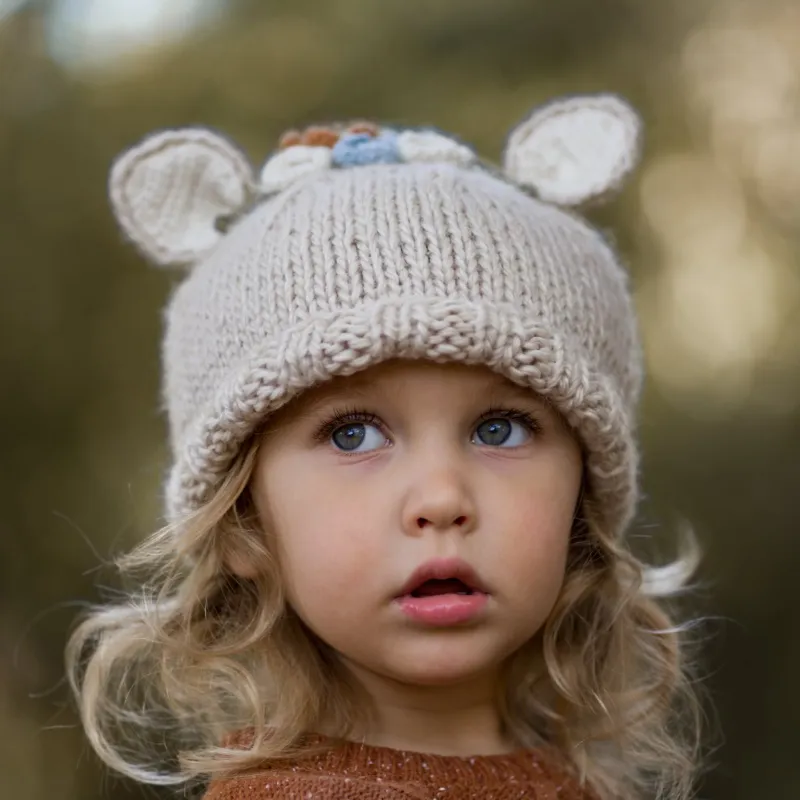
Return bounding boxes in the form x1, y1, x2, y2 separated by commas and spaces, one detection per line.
396, 557, 490, 597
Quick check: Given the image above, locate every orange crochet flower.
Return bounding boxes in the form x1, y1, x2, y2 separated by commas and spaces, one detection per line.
278, 121, 381, 150
300, 126, 341, 148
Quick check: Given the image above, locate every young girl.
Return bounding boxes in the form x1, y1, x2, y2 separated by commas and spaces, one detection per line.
67, 94, 704, 799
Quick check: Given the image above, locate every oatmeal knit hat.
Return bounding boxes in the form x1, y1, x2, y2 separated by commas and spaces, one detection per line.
109, 94, 644, 534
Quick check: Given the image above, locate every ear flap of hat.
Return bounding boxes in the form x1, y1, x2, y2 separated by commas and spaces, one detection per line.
503, 94, 642, 207
109, 129, 254, 266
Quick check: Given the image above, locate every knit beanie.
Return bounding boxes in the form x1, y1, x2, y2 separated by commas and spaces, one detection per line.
108, 94, 644, 536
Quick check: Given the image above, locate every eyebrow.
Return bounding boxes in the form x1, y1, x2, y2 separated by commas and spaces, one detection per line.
302, 373, 550, 414
483, 382, 559, 417
302, 381, 385, 414
488, 380, 546, 403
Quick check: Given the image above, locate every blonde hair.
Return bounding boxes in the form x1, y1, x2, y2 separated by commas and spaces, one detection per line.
66, 433, 706, 799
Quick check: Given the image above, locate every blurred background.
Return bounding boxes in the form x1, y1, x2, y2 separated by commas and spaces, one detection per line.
1, 0, 798, 798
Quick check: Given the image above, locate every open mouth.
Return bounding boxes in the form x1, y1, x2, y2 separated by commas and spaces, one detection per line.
397, 567, 489, 626
409, 578, 477, 597
397, 557, 490, 600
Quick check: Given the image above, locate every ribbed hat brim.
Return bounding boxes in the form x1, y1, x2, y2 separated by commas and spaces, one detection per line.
166, 296, 637, 534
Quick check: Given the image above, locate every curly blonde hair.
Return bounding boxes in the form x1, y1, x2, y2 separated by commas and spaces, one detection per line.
66, 429, 706, 799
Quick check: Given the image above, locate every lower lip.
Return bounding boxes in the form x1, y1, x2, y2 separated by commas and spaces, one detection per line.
396, 593, 489, 626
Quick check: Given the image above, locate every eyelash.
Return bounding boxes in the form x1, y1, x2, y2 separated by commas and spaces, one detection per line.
312, 405, 543, 447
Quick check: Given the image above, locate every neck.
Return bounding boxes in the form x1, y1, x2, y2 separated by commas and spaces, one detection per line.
336, 659, 515, 757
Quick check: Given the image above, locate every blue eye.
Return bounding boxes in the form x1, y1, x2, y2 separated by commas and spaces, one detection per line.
473, 416, 531, 447
330, 420, 385, 453
315, 407, 541, 454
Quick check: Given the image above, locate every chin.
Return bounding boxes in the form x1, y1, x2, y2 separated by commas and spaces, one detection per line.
375, 641, 511, 688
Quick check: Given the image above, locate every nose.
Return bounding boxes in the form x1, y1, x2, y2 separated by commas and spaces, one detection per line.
401, 454, 477, 537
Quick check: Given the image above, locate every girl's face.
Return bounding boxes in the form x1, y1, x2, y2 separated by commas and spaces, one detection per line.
251, 360, 582, 691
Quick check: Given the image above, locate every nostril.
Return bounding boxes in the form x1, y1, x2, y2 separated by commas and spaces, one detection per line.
416, 516, 468, 528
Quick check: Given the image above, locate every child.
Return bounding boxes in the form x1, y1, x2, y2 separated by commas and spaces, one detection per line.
67, 94, 704, 799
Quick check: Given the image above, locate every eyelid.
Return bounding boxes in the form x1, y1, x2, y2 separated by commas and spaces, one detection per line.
312, 404, 542, 446
474, 406, 543, 437
477, 405, 539, 422
311, 405, 386, 444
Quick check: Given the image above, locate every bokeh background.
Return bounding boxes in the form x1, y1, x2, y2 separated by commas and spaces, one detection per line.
2, 0, 799, 798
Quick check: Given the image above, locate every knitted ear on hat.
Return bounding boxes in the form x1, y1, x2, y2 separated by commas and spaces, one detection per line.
503, 94, 642, 206
108, 129, 253, 266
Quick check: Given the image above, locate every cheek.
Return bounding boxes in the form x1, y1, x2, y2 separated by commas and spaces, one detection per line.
495, 460, 579, 606
254, 458, 381, 612
504, 509, 570, 594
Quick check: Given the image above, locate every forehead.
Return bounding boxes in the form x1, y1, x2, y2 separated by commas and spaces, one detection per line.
296, 359, 546, 411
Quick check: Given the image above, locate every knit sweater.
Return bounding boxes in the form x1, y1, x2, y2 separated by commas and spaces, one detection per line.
203, 734, 597, 799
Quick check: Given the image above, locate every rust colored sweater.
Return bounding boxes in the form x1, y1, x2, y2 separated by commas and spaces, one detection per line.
203, 734, 596, 799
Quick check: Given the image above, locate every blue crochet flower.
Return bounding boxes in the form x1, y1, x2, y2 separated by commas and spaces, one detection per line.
331, 131, 401, 167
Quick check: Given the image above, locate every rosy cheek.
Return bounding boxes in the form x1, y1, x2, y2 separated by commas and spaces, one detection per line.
503, 495, 572, 568
277, 503, 371, 592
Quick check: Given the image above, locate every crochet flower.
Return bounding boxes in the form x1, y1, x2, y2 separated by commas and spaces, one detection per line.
109, 95, 641, 268
259, 145, 333, 194
258, 121, 477, 194
395, 129, 475, 166
331, 130, 402, 167
278, 121, 380, 150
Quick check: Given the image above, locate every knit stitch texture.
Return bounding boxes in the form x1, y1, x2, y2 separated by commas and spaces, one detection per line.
203, 734, 597, 799
108, 95, 644, 536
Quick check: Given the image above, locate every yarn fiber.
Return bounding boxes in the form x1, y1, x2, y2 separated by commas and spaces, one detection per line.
108, 96, 644, 536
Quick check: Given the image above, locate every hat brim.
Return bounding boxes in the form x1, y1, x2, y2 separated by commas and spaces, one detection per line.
166, 296, 636, 534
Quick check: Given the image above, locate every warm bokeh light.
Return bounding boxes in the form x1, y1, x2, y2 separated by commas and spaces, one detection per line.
632, 0, 800, 415
42, 0, 223, 71
639, 152, 791, 413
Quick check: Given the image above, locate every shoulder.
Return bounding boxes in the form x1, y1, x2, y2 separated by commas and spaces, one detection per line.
202, 770, 426, 799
